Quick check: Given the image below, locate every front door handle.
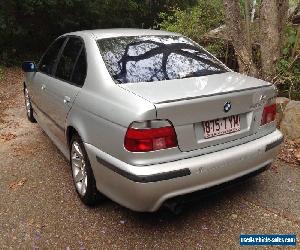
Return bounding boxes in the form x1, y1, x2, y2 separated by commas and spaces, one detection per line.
41, 84, 46, 91
63, 96, 71, 104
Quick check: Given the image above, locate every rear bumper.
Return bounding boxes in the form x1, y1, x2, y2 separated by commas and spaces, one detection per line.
85, 129, 283, 212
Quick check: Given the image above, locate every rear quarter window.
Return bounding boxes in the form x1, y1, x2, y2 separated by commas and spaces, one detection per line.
55, 37, 83, 82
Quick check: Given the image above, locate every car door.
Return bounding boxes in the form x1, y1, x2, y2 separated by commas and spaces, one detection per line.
42, 36, 87, 148
29, 37, 67, 126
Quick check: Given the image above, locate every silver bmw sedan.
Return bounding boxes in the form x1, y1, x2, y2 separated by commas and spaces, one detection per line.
22, 29, 283, 212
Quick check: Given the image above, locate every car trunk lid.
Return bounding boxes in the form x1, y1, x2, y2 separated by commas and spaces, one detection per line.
120, 72, 276, 152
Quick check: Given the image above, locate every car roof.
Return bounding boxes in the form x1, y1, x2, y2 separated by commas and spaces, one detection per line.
65, 28, 181, 40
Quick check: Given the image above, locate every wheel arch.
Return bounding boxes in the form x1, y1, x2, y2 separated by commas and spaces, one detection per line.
66, 125, 79, 148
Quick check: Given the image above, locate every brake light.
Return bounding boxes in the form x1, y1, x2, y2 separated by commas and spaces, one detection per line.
261, 103, 276, 125
124, 120, 178, 152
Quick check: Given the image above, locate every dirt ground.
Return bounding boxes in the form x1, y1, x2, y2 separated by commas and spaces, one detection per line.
0, 67, 299, 249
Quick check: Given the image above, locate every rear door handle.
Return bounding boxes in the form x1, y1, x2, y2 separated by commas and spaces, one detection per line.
41, 84, 46, 90
63, 96, 71, 104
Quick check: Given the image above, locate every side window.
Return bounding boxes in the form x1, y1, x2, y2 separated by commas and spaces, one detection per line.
39, 38, 65, 75
55, 37, 82, 82
70, 49, 87, 87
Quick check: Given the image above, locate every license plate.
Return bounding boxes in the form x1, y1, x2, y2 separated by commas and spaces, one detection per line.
202, 115, 241, 139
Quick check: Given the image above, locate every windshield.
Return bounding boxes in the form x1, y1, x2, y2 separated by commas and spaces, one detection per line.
97, 35, 228, 84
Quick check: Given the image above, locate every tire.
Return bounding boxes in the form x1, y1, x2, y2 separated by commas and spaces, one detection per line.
24, 86, 36, 123
70, 134, 101, 206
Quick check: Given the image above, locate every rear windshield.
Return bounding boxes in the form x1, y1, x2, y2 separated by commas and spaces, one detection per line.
97, 35, 228, 84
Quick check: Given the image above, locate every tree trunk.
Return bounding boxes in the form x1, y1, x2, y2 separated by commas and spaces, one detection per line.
260, 0, 288, 80
277, 0, 289, 46
244, 0, 251, 49
223, 0, 258, 76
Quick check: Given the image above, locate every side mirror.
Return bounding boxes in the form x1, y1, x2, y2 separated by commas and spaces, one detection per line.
22, 61, 37, 72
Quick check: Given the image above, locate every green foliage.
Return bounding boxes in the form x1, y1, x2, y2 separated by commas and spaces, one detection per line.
276, 26, 300, 100
159, 0, 225, 59
0, 0, 140, 65
205, 40, 226, 59
0, 0, 196, 65
289, 0, 300, 7
159, 0, 224, 43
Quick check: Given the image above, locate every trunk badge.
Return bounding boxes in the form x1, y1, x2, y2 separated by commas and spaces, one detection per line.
224, 102, 231, 112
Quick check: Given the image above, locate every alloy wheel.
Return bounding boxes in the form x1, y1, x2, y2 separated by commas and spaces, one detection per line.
71, 141, 88, 196
24, 87, 31, 116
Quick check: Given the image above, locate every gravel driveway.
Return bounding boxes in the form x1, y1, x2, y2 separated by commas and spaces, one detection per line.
0, 68, 299, 249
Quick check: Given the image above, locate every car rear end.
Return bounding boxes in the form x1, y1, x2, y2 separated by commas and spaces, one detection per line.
86, 127, 282, 212
88, 32, 283, 212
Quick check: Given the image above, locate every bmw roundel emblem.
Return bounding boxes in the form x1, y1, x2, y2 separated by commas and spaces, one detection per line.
224, 102, 231, 112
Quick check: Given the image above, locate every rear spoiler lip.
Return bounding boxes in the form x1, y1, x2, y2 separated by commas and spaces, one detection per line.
155, 84, 273, 105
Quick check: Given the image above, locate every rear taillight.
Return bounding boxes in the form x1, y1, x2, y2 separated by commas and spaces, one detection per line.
261, 103, 276, 125
124, 120, 178, 152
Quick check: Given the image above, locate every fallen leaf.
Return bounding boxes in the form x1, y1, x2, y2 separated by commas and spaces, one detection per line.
9, 178, 27, 190
231, 214, 238, 219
